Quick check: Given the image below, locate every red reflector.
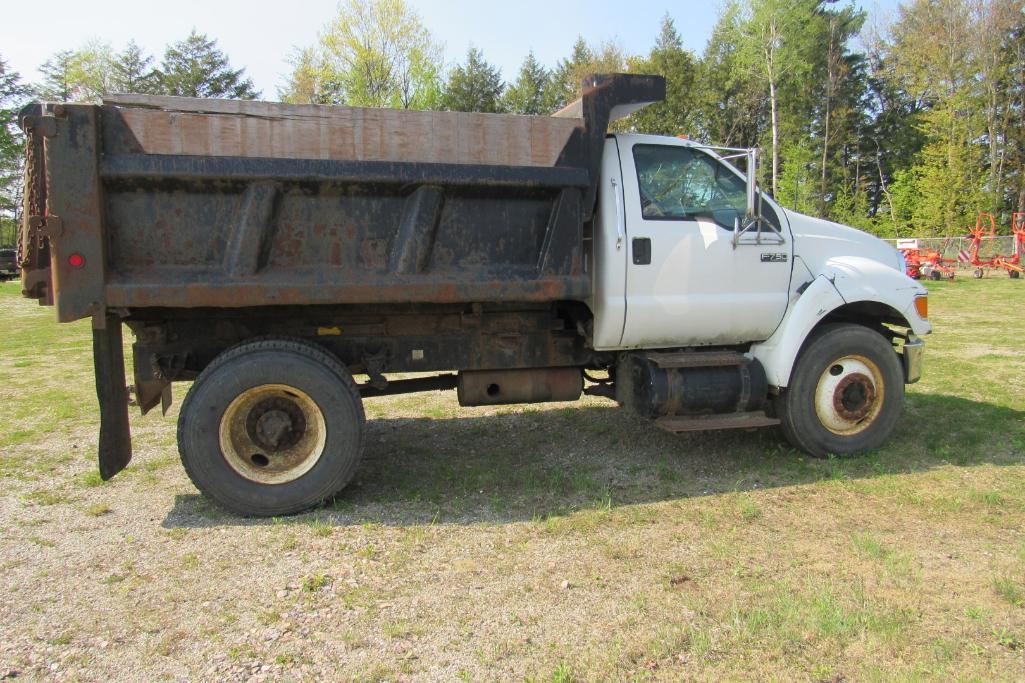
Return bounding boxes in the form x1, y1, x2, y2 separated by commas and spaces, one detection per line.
68, 253, 86, 268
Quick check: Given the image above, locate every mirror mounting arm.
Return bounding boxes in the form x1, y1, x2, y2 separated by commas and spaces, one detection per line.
732, 147, 784, 249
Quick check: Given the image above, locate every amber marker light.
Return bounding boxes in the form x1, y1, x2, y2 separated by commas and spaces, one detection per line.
914, 295, 928, 319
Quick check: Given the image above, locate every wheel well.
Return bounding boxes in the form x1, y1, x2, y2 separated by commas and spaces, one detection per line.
817, 301, 910, 337
787, 301, 908, 377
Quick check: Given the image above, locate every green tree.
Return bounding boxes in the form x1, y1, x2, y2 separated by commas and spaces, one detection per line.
693, 2, 766, 149
813, 6, 867, 215
886, 0, 990, 233
442, 47, 505, 113
776, 139, 818, 214
858, 24, 927, 232
37, 50, 77, 101
280, 47, 333, 104
975, 0, 1025, 215
1004, 21, 1025, 214
161, 30, 258, 99
550, 36, 626, 110
72, 40, 115, 100
37, 42, 116, 102
551, 37, 592, 110
503, 52, 554, 115
737, 0, 821, 197
110, 41, 162, 94
625, 14, 697, 136
285, 0, 442, 109
1, 56, 29, 247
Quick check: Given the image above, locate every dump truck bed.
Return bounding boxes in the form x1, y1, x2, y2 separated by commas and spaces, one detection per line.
18, 74, 665, 322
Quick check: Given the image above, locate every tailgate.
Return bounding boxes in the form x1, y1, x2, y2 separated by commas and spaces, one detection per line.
19, 103, 107, 322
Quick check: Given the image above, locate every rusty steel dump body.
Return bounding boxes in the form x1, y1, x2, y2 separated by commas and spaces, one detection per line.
17, 75, 666, 479
19, 74, 664, 322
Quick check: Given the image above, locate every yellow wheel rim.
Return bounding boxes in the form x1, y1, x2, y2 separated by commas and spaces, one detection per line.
218, 384, 327, 484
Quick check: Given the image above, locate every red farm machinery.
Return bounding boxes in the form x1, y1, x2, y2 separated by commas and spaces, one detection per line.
898, 239, 957, 281
962, 211, 1025, 279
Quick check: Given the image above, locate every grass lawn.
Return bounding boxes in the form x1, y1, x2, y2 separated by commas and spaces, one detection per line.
1, 275, 1024, 680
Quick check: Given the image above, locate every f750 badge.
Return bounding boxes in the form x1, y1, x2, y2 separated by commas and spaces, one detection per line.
760, 253, 788, 263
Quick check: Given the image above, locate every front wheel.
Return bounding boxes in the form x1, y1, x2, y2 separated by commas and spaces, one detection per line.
177, 338, 365, 516
775, 324, 904, 458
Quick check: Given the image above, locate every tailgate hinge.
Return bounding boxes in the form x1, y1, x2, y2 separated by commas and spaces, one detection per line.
21, 114, 58, 138
29, 215, 63, 239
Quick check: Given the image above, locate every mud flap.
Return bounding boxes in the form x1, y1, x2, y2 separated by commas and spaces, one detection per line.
93, 314, 132, 479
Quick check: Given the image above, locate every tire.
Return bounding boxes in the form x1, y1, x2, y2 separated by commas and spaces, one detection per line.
929, 269, 942, 281
774, 323, 904, 458
177, 338, 365, 516
974, 268, 984, 279
1010, 270, 1020, 279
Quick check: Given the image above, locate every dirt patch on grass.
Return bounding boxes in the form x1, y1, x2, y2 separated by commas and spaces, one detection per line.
2, 280, 1025, 679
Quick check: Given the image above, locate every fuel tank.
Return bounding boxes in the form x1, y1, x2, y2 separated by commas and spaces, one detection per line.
616, 353, 768, 418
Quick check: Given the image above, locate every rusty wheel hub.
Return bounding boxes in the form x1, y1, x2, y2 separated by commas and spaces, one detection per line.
833, 373, 876, 421
219, 384, 326, 484
813, 356, 885, 436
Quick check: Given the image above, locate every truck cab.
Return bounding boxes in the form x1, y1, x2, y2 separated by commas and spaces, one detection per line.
591, 132, 929, 455
592, 134, 794, 350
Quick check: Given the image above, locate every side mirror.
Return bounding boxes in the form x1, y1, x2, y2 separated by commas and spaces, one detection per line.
732, 146, 783, 248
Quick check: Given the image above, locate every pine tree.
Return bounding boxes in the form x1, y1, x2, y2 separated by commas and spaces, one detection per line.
111, 41, 162, 95
0, 55, 29, 247
626, 14, 697, 136
550, 37, 626, 110
503, 52, 554, 115
37, 50, 77, 102
441, 47, 505, 113
161, 31, 258, 99
693, 2, 765, 149
551, 37, 592, 110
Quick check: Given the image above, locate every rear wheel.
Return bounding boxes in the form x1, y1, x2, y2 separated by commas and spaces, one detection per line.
775, 324, 904, 458
178, 338, 365, 516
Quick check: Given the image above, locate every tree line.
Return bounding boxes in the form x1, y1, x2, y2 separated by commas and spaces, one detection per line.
2, 0, 1025, 248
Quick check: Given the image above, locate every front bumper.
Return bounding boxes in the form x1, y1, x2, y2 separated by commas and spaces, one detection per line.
902, 336, 925, 384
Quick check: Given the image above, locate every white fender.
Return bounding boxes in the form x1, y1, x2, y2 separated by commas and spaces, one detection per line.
823, 256, 931, 337
749, 275, 846, 388
750, 256, 930, 388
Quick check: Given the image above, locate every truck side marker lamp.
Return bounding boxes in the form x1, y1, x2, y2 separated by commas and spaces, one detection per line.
914, 295, 928, 320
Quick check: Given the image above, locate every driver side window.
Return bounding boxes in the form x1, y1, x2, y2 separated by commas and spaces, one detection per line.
633, 144, 747, 228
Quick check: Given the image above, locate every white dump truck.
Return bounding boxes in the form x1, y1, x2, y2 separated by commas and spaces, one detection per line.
17, 73, 929, 515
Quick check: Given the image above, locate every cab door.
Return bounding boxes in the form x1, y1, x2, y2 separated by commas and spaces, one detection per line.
618, 139, 792, 348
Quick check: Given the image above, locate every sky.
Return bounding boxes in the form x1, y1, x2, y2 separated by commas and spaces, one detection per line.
1, 0, 902, 98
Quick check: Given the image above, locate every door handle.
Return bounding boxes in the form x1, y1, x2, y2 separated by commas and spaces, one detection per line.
632, 237, 651, 265
611, 177, 625, 251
